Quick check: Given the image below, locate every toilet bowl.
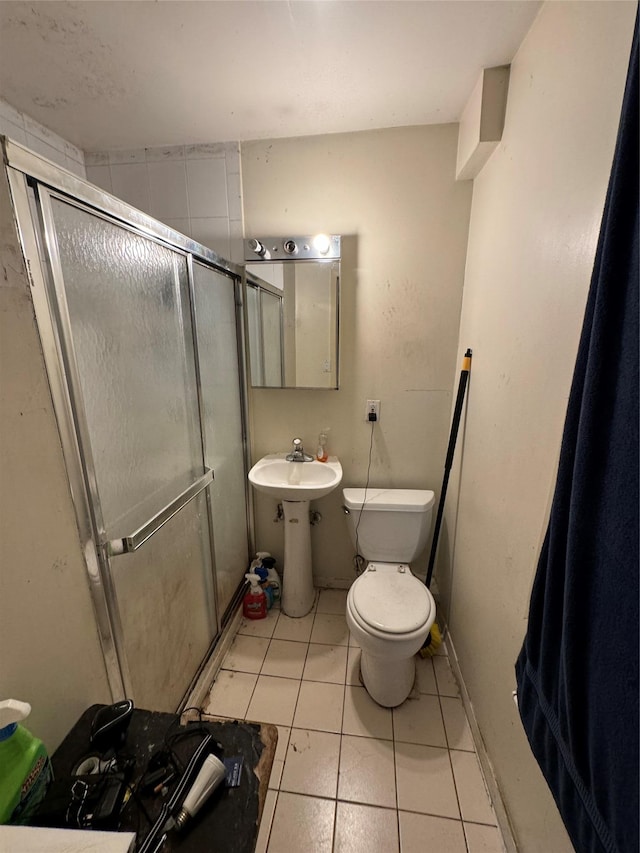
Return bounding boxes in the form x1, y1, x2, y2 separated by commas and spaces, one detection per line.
343, 488, 436, 707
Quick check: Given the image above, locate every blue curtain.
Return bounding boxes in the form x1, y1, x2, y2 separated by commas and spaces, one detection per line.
515, 14, 638, 853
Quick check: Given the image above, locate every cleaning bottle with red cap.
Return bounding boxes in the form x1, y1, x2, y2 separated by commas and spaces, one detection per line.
243, 573, 267, 619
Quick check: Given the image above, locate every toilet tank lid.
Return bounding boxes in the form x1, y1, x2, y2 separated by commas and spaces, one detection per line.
343, 488, 435, 512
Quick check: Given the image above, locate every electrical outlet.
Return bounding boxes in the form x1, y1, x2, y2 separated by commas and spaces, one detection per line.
365, 399, 381, 422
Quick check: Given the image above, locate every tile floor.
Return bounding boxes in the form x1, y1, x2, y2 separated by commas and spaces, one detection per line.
203, 589, 506, 853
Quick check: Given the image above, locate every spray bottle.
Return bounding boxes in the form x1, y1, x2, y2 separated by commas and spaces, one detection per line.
243, 573, 267, 620
260, 556, 281, 604
0, 700, 53, 825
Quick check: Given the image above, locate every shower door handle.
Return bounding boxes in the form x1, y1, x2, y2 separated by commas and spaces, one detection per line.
105, 468, 214, 556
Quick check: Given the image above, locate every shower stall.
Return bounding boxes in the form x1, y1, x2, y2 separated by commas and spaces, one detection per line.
2, 138, 252, 714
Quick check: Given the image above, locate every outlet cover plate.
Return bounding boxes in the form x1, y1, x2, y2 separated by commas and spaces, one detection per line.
365, 399, 381, 422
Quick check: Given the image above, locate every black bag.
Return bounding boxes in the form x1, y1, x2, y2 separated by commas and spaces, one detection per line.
33, 771, 129, 831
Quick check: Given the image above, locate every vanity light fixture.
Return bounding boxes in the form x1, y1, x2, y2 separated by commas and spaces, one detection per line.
244, 235, 341, 262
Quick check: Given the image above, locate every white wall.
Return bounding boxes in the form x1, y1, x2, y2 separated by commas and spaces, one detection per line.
0, 166, 111, 751
440, 3, 636, 851
86, 143, 243, 264
241, 125, 473, 587
0, 97, 86, 177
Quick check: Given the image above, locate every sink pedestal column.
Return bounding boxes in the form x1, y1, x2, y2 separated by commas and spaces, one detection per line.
281, 499, 315, 617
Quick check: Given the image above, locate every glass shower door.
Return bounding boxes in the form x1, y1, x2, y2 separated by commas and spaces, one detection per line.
42, 193, 218, 711
192, 263, 249, 617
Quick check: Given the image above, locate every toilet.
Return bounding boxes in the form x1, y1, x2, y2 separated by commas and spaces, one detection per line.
343, 487, 436, 707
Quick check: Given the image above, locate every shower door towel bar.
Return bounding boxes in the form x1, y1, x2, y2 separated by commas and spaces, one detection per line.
106, 468, 214, 556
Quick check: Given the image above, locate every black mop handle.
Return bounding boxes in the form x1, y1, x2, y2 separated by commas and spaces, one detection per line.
425, 348, 472, 589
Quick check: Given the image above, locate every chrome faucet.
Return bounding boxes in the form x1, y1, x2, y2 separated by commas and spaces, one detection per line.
286, 437, 313, 462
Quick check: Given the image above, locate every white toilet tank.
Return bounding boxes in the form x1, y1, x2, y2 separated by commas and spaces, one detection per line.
343, 488, 435, 563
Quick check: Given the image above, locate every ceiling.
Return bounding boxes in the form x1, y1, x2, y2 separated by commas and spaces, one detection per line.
0, 1, 541, 151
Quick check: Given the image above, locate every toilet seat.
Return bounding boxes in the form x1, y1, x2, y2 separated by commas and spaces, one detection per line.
350, 563, 435, 636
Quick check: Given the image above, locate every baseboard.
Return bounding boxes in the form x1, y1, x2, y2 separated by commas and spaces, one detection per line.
186, 604, 244, 710
444, 628, 519, 853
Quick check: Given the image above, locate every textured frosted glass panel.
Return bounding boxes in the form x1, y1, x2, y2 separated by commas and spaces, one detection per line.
51, 199, 202, 536
111, 492, 213, 711
193, 263, 249, 616
262, 292, 283, 387
246, 285, 263, 385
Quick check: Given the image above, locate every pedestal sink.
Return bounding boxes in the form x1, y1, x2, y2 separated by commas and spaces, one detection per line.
248, 454, 343, 617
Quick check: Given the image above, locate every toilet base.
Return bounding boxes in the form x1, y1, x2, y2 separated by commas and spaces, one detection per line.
360, 649, 416, 708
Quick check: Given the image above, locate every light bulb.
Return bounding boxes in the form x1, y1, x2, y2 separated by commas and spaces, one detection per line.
313, 234, 331, 255
249, 239, 266, 256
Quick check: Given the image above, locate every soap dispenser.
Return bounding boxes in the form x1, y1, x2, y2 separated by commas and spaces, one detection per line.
316, 430, 329, 462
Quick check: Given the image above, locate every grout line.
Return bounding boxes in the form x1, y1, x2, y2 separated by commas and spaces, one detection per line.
274, 791, 343, 806
331, 649, 349, 853
281, 597, 317, 734
330, 798, 338, 853
336, 798, 399, 812
463, 817, 503, 829
264, 789, 279, 853
396, 807, 465, 820
235, 617, 278, 718
391, 679, 401, 852
439, 689, 469, 852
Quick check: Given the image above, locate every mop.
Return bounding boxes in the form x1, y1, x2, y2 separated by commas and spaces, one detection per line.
419, 348, 472, 657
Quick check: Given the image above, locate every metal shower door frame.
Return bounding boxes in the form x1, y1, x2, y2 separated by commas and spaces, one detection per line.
4, 139, 253, 707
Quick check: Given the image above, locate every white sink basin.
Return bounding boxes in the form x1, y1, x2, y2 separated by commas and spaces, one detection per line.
248, 453, 343, 501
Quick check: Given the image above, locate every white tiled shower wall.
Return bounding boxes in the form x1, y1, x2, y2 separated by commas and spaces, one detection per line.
0, 98, 241, 263
85, 143, 244, 264
0, 98, 86, 178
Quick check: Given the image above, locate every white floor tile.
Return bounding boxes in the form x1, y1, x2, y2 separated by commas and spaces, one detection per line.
268, 759, 285, 791
255, 789, 278, 853
272, 611, 315, 643
342, 684, 393, 740
246, 675, 300, 727
450, 751, 496, 825
393, 694, 447, 748
346, 647, 362, 686
338, 735, 397, 809
395, 742, 460, 819
399, 811, 467, 853
280, 729, 341, 798
204, 670, 257, 719
316, 588, 349, 614
464, 821, 506, 853
303, 643, 348, 684
310, 613, 350, 646
293, 681, 345, 733
334, 801, 399, 853
203, 604, 503, 853
268, 726, 291, 790
440, 696, 475, 752
415, 655, 438, 694
267, 792, 335, 853
274, 726, 291, 763
433, 655, 460, 697
261, 639, 308, 680
222, 634, 270, 673
238, 608, 280, 639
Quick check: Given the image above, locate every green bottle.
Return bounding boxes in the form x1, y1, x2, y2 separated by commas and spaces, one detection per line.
0, 699, 53, 824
